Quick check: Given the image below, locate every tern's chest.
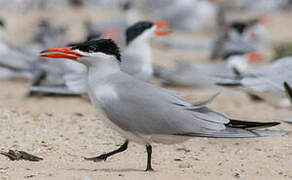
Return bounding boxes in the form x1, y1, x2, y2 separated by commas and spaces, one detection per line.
88, 83, 119, 104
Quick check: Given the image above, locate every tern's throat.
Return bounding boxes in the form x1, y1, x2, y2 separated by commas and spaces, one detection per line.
87, 57, 120, 83
87, 59, 120, 104
126, 38, 152, 63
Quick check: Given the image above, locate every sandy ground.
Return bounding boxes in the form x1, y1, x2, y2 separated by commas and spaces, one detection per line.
0, 7, 292, 180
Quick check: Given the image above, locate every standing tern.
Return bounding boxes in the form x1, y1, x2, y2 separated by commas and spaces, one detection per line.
217, 57, 292, 107
39, 39, 284, 171
29, 21, 170, 95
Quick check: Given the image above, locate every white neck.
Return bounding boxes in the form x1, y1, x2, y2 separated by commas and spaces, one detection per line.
85, 56, 121, 104
126, 37, 152, 62
128, 34, 151, 49
85, 56, 120, 82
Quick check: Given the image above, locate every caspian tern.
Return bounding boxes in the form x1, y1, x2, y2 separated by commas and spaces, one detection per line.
39, 39, 284, 171
29, 21, 170, 95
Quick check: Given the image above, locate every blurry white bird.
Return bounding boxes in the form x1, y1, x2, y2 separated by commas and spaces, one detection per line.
85, 1, 139, 44
40, 39, 284, 171
217, 57, 292, 107
29, 21, 170, 95
210, 18, 267, 60
154, 0, 218, 32
235, 0, 289, 11
24, 19, 69, 55
154, 51, 261, 88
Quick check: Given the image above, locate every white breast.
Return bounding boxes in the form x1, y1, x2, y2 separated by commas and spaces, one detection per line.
88, 84, 150, 145
92, 84, 119, 103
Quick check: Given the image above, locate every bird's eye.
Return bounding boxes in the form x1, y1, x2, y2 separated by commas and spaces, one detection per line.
88, 46, 96, 52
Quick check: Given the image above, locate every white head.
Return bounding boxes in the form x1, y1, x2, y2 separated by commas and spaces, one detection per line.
225, 52, 262, 73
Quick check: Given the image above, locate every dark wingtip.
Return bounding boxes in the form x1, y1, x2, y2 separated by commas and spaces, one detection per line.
216, 82, 241, 87
227, 119, 281, 130
283, 81, 292, 103
284, 82, 291, 94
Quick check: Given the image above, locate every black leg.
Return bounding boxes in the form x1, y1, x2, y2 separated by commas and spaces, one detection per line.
84, 140, 128, 162
145, 145, 154, 171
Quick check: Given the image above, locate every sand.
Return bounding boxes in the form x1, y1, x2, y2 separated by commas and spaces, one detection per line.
0, 6, 292, 180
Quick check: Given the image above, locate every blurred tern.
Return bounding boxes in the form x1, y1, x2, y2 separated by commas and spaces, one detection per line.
154, 52, 261, 88
154, 0, 218, 32
0, 19, 37, 79
85, 1, 139, 44
217, 57, 292, 107
29, 21, 170, 95
40, 39, 284, 171
24, 19, 69, 55
210, 18, 267, 60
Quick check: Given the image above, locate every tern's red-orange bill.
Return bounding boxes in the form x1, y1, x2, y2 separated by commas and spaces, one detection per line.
40, 46, 83, 60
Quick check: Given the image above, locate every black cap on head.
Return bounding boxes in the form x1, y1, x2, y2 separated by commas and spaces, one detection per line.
126, 21, 154, 45
72, 39, 121, 62
229, 18, 260, 34
229, 22, 248, 34
223, 51, 245, 60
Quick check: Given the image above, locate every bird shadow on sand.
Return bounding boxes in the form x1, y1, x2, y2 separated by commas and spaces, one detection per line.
66, 167, 145, 173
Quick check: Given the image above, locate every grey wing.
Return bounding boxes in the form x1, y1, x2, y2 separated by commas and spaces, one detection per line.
0, 47, 36, 71
154, 61, 232, 88
218, 58, 292, 94
240, 59, 292, 93
103, 75, 229, 136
